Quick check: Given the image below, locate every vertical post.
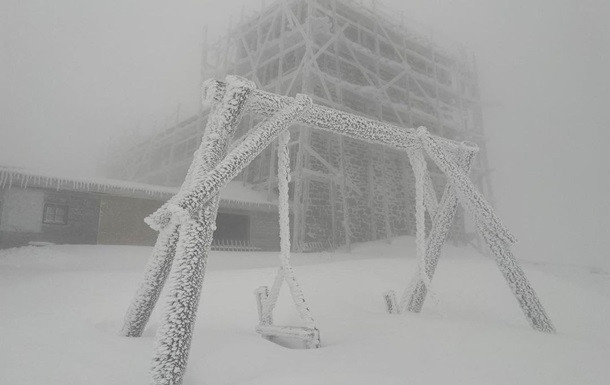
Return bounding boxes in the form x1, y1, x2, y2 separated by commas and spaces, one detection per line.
329, 179, 337, 248
368, 147, 377, 241
278, 128, 316, 328
150, 77, 254, 385
291, 128, 306, 251
267, 140, 277, 200
382, 152, 393, 243
338, 137, 351, 251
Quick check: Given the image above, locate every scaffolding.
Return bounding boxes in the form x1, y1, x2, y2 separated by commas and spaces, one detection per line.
121, 76, 554, 385
207, 0, 494, 251
117, 0, 493, 251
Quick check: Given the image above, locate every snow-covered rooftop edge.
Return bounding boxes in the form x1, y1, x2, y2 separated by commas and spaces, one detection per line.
0, 166, 277, 210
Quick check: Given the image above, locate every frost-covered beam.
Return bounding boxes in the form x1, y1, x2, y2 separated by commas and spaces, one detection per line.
151, 203, 218, 385
419, 127, 516, 246
423, 172, 439, 218
153, 94, 312, 225
411, 130, 555, 332
254, 129, 319, 348
406, 148, 430, 297
146, 77, 252, 231
404, 147, 476, 313
204, 80, 472, 155
148, 76, 255, 385
476, 216, 555, 333
121, 220, 180, 337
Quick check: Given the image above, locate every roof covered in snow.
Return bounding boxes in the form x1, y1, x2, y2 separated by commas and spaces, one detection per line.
0, 166, 277, 211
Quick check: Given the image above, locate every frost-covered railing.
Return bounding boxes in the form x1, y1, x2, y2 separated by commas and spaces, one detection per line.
120, 75, 555, 385
211, 239, 261, 252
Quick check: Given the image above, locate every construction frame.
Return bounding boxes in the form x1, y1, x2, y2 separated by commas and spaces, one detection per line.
117, 0, 492, 252
121, 76, 554, 385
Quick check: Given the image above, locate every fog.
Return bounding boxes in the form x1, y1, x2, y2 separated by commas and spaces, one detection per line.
1, 0, 608, 268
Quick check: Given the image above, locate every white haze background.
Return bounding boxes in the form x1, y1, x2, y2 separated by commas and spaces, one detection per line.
1, 0, 609, 269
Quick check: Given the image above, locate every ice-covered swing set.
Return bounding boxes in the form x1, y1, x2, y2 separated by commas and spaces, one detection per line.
120, 76, 555, 385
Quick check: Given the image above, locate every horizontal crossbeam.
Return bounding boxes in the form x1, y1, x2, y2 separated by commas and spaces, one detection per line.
205, 80, 475, 155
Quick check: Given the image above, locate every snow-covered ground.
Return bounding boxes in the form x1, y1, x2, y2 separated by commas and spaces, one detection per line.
1, 237, 609, 385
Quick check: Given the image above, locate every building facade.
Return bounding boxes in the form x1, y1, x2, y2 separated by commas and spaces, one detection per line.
0, 167, 279, 250
112, 0, 492, 251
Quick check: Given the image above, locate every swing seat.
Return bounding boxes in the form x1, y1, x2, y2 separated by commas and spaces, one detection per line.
254, 286, 321, 349
255, 324, 321, 349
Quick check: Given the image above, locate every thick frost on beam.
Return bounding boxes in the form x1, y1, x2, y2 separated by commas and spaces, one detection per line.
121, 220, 180, 337
407, 148, 431, 296
204, 80, 471, 155
404, 147, 476, 313
254, 129, 319, 348
151, 204, 217, 385
146, 77, 254, 232
165, 94, 313, 221
145, 76, 254, 385
418, 127, 516, 245
476, 217, 555, 332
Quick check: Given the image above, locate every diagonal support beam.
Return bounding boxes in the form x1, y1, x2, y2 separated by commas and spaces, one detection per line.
121, 76, 252, 341
404, 146, 475, 312
411, 128, 555, 333
419, 128, 516, 245
476, 220, 555, 332
120, 219, 180, 337
423, 171, 439, 217
150, 94, 313, 225
147, 76, 255, 385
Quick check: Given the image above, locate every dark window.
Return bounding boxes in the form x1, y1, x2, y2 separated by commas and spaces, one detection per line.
43, 203, 68, 225
214, 213, 250, 241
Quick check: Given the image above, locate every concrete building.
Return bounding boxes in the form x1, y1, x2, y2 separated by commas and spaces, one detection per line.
111, 0, 492, 251
0, 167, 279, 250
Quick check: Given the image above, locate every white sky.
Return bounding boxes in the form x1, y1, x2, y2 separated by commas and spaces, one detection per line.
1, 0, 609, 268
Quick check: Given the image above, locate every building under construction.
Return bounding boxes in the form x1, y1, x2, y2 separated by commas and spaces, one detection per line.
113, 0, 493, 251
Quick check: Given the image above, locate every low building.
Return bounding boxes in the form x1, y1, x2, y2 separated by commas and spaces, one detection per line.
0, 167, 280, 250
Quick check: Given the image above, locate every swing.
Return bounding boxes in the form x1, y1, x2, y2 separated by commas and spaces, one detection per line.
121, 75, 554, 385
253, 129, 320, 349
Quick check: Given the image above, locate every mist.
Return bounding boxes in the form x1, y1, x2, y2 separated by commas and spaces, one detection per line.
1, 0, 609, 268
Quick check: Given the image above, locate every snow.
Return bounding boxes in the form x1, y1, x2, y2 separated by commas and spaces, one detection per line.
1, 237, 609, 385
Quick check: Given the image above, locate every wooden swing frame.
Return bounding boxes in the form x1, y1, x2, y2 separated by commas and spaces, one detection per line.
120, 75, 554, 385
